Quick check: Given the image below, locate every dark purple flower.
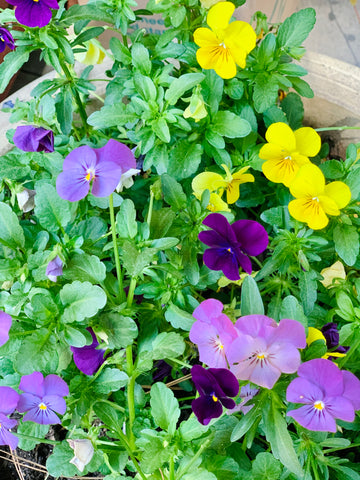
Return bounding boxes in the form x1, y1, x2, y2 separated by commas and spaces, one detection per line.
46, 256, 63, 282
0, 311, 12, 346
227, 315, 306, 389
56, 139, 136, 202
287, 358, 360, 432
191, 365, 239, 425
70, 328, 106, 376
321, 322, 349, 357
17, 372, 69, 425
0, 27, 15, 53
13, 125, 54, 153
0, 386, 20, 450
198, 213, 268, 280
6, 0, 59, 28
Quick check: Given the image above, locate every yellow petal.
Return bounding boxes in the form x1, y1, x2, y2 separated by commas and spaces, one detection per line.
289, 164, 325, 198
320, 260, 346, 288
318, 195, 340, 216
259, 143, 289, 161
265, 122, 296, 151
194, 27, 219, 48
214, 47, 237, 79
307, 327, 326, 345
208, 192, 230, 212
294, 127, 321, 157
324, 181, 351, 209
225, 21, 256, 67
207, 1, 234, 31
196, 45, 222, 70
192, 171, 226, 195
288, 198, 329, 230
262, 157, 302, 186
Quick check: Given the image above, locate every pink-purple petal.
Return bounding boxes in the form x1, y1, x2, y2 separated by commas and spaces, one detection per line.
297, 359, 344, 397
268, 343, 301, 374
247, 360, 281, 389
96, 138, 136, 173
234, 315, 276, 338
326, 396, 355, 423
23, 407, 61, 425
0, 423, 19, 450
192, 298, 225, 324
17, 393, 41, 413
90, 162, 123, 197
42, 395, 67, 415
19, 372, 45, 397
56, 169, 90, 202
286, 377, 324, 404
268, 318, 306, 349
62, 145, 97, 172
342, 370, 360, 411
43, 374, 69, 397
0, 387, 19, 415
288, 404, 337, 432
0, 311, 12, 347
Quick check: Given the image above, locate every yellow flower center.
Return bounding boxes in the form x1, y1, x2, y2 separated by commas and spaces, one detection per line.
212, 394, 218, 402
38, 403, 47, 410
85, 168, 96, 182
313, 400, 325, 410
256, 352, 267, 360
312, 196, 319, 202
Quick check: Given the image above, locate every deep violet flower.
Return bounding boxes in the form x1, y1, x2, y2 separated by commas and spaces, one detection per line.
17, 372, 69, 425
227, 315, 306, 389
0, 386, 20, 450
0, 27, 15, 53
321, 322, 350, 357
191, 365, 239, 425
286, 358, 360, 432
6, 0, 59, 28
56, 139, 136, 202
46, 256, 63, 282
198, 213, 268, 281
0, 311, 12, 346
189, 298, 238, 368
70, 328, 106, 376
13, 126, 54, 153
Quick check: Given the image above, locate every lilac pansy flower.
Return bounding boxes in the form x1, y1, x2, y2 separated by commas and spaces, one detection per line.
0, 27, 15, 53
287, 358, 360, 432
0, 311, 12, 346
189, 299, 238, 368
191, 365, 239, 425
46, 255, 63, 282
71, 328, 106, 376
13, 126, 54, 153
0, 386, 20, 450
227, 315, 306, 389
56, 139, 136, 202
17, 372, 69, 425
7, 0, 59, 28
227, 384, 259, 415
198, 213, 268, 281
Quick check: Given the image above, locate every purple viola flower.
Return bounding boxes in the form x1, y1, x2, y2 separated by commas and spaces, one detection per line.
227, 384, 259, 415
70, 328, 106, 376
321, 322, 349, 357
286, 358, 360, 432
191, 365, 239, 425
0, 386, 20, 450
189, 299, 238, 368
0, 27, 15, 53
17, 372, 69, 425
0, 311, 12, 346
227, 315, 306, 389
46, 256, 63, 282
13, 126, 54, 153
56, 139, 136, 202
198, 213, 268, 281
6, 0, 59, 28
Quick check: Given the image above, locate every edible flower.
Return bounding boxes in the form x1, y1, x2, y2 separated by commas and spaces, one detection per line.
0, 311, 12, 347
46, 256, 63, 282
70, 328, 106, 376
67, 439, 95, 472
0, 27, 15, 53
0, 386, 20, 450
320, 260, 346, 288
183, 91, 208, 122
7, 0, 59, 28
13, 125, 54, 153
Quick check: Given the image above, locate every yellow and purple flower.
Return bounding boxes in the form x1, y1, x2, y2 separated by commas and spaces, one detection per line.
0, 27, 15, 53
70, 328, 106, 376
13, 125, 54, 153
7, 0, 59, 28
0, 386, 20, 450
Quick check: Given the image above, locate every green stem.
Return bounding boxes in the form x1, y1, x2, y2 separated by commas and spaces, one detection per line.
146, 189, 155, 227
109, 193, 125, 302
14, 433, 60, 445
127, 277, 137, 308
315, 126, 360, 132
126, 373, 136, 450
337, 335, 360, 369
251, 256, 263, 269
324, 442, 360, 454
175, 438, 211, 479
169, 456, 175, 480
92, 398, 125, 413
167, 357, 192, 369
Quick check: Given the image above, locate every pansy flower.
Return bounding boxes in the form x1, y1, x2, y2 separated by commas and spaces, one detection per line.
0, 27, 15, 53
227, 315, 306, 389
0, 311, 12, 347
46, 256, 63, 282
71, 328, 106, 376
320, 260, 346, 288
13, 125, 54, 153
199, 213, 268, 280
189, 298, 238, 368
0, 386, 20, 450
288, 164, 351, 230
191, 365, 239, 425
259, 122, 321, 187
56, 139, 136, 202
286, 358, 360, 432
194, 1, 256, 79
7, 0, 59, 28
17, 372, 69, 425
183, 91, 208, 123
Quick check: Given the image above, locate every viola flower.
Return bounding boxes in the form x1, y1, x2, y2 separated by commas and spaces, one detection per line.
321, 322, 349, 358
74, 38, 106, 65
0, 386, 20, 450
7, 0, 59, 28
0, 27, 15, 53
46, 256, 63, 282
320, 260, 346, 288
70, 328, 106, 376
183, 92, 208, 122
259, 122, 321, 187
227, 315, 306, 389
115, 168, 141, 193
67, 439, 94, 472
194, 2, 256, 79
17, 188, 36, 213
191, 365, 239, 425
0, 311, 12, 346
198, 213, 268, 280
189, 298, 238, 368
288, 164, 351, 230
56, 139, 136, 202
17, 372, 69, 425
286, 358, 360, 432
227, 384, 259, 415
13, 125, 54, 153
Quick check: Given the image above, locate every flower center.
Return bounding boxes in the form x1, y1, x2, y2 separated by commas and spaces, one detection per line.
313, 400, 325, 410
212, 394, 218, 402
219, 42, 226, 49
38, 403, 47, 410
312, 196, 319, 202
284, 155, 292, 161
85, 168, 96, 182
256, 352, 267, 360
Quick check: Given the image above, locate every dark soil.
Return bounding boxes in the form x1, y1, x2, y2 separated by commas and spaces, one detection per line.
0, 443, 54, 480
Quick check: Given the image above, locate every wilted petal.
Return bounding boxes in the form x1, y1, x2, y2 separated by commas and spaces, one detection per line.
13, 125, 54, 152
68, 439, 94, 472
46, 256, 63, 282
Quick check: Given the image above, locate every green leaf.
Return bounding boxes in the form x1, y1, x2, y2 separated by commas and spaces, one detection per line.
136, 430, 173, 473
290, 77, 314, 98
152, 116, 170, 143
93, 368, 129, 394
131, 43, 151, 74
0, 154, 31, 180
0, 259, 20, 281
0, 202, 25, 249
99, 313, 138, 349
120, 242, 156, 277
280, 92, 304, 130
333, 224, 359, 266
30, 292, 59, 322
240, 275, 264, 315
179, 416, 209, 442
319, 160, 345, 180
161, 173, 187, 209
63, 326, 87, 347
252, 452, 282, 480
116, 199, 138, 239
299, 269, 317, 314
63, 253, 106, 284
150, 382, 180, 435
93, 402, 124, 433
72, 26, 105, 46
165, 73, 205, 105
87, 103, 137, 128
279, 295, 308, 329
211, 111, 251, 138
34, 183, 71, 233
0, 46, 31, 94
253, 74, 279, 113
169, 5, 186, 27
165, 303, 195, 331
134, 73, 157, 101
60, 281, 107, 323
55, 86, 73, 135
46, 442, 80, 478
277, 8, 316, 49
109, 37, 132, 64
230, 401, 262, 442
168, 140, 203, 180
152, 332, 185, 360
17, 423, 49, 451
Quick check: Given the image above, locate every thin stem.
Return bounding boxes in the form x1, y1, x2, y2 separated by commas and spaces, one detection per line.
251, 255, 263, 269
146, 189, 155, 227
90, 91, 105, 104
109, 193, 125, 302
127, 277, 137, 308
14, 433, 60, 445
126, 373, 136, 450
315, 126, 360, 132
169, 456, 175, 480
92, 398, 125, 413
175, 438, 211, 480
324, 442, 360, 454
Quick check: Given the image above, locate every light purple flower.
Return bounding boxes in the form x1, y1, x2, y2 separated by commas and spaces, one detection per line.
17, 372, 69, 425
287, 358, 360, 432
227, 315, 306, 389
199, 213, 268, 281
0, 311, 11, 346
189, 299, 238, 368
227, 384, 259, 415
46, 256, 63, 282
13, 125, 54, 152
56, 139, 136, 202
0, 386, 20, 450
70, 328, 106, 376
0, 27, 15, 53
6, 0, 59, 28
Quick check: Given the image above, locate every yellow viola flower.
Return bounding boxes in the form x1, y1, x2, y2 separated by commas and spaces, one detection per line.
307, 327, 326, 346
320, 261, 346, 288
75, 39, 106, 65
194, 2, 256, 79
288, 164, 351, 230
183, 93, 208, 122
259, 122, 321, 187
207, 193, 231, 212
